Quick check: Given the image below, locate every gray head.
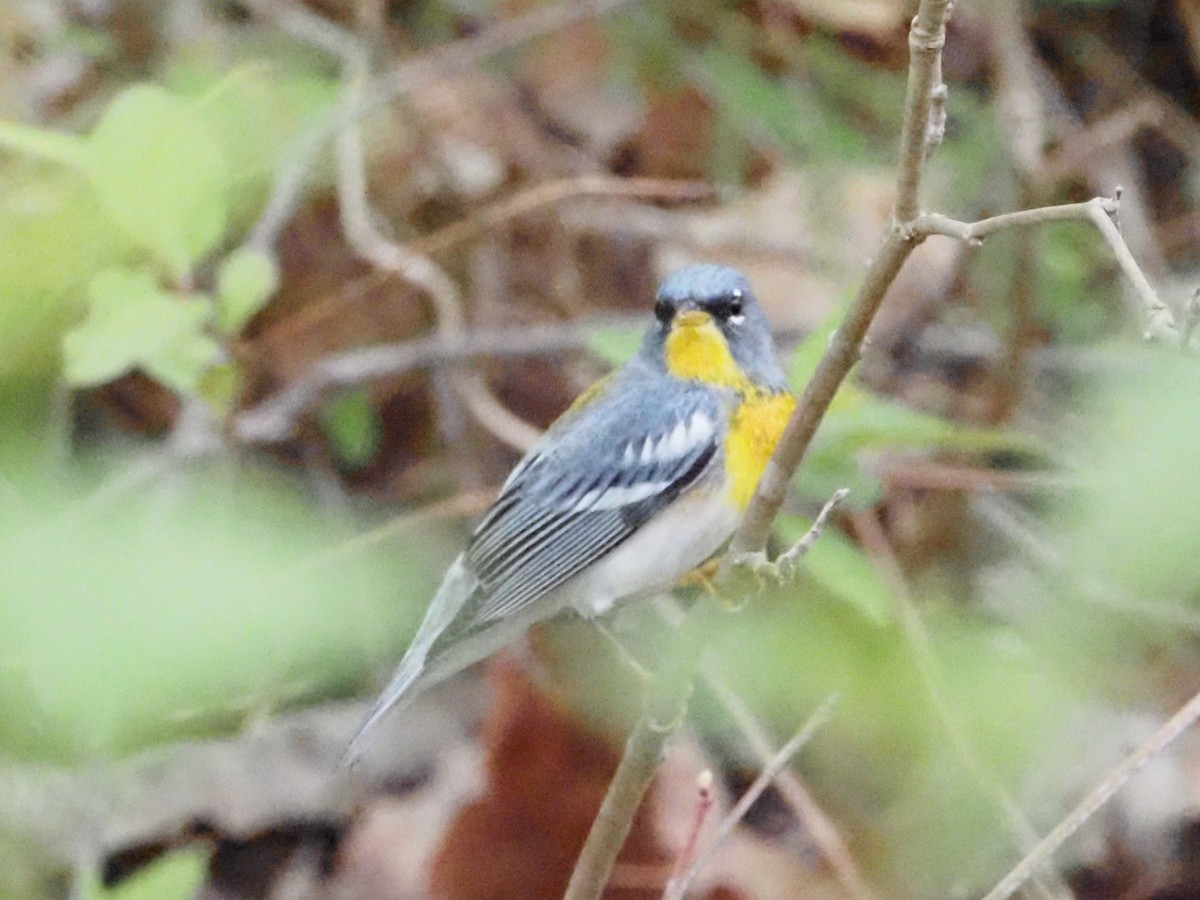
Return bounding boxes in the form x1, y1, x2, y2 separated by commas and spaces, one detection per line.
639, 264, 786, 391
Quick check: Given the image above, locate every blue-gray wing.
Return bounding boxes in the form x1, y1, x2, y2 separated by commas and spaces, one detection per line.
459, 376, 725, 626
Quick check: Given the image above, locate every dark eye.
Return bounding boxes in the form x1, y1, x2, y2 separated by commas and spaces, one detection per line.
654, 299, 673, 324
712, 292, 743, 322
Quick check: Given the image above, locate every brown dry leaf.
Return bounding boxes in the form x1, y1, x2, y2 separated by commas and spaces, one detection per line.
620, 86, 716, 182
430, 656, 669, 900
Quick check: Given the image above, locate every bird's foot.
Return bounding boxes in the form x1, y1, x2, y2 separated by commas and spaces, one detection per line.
675, 558, 722, 596
724, 488, 850, 597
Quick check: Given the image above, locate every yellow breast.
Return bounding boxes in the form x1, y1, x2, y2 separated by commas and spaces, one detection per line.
661, 314, 793, 510
725, 390, 795, 509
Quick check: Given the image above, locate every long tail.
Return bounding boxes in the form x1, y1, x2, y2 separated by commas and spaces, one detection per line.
340, 556, 478, 769
340, 651, 426, 769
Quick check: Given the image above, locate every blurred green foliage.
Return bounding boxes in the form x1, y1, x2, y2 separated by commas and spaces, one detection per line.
82, 850, 206, 900
0, 456, 444, 762
0, 1, 1189, 897
0, 62, 333, 395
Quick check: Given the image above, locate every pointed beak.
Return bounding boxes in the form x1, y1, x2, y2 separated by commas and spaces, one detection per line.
674, 309, 711, 329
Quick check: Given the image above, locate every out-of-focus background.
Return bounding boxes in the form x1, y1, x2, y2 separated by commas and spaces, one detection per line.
3, 1, 1200, 898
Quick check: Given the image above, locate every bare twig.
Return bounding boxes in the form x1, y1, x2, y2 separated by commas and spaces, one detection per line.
408, 176, 715, 257
244, 0, 640, 251
563, 599, 718, 900
721, 2, 953, 567
910, 198, 1117, 244
663, 770, 715, 895
662, 695, 838, 900
232, 317, 643, 444
775, 487, 849, 574
913, 193, 1175, 341
724, 230, 918, 566
894, 0, 954, 222
982, 687, 1200, 900
1083, 196, 1175, 339
700, 673, 877, 900
726, 488, 848, 592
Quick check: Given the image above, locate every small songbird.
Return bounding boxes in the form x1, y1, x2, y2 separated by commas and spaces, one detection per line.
344, 264, 794, 763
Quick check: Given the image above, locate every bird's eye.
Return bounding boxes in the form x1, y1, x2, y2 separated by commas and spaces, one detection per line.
654, 299, 674, 324
713, 291, 744, 322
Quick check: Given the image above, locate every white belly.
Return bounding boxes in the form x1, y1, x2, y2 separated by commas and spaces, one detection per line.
564, 486, 741, 617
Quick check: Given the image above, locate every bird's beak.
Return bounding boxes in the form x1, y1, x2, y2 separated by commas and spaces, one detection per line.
674, 309, 711, 329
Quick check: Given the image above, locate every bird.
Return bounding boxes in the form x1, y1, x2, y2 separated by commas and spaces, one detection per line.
344, 263, 794, 764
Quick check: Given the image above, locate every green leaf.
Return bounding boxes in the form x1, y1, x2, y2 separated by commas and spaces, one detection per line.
586, 324, 642, 368
83, 849, 207, 900
216, 248, 278, 334
0, 119, 88, 169
63, 268, 221, 395
318, 389, 382, 469
85, 85, 229, 277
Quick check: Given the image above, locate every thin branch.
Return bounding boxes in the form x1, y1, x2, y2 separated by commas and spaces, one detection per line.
893, 0, 954, 222
1083, 197, 1175, 337
910, 197, 1117, 244
408, 176, 715, 257
232, 317, 642, 444
982, 687, 1200, 900
563, 599, 717, 900
701, 673, 877, 900
913, 193, 1174, 341
662, 695, 838, 900
455, 365, 543, 453
724, 228, 919, 565
662, 770, 715, 895
333, 70, 465, 332
244, 0, 640, 251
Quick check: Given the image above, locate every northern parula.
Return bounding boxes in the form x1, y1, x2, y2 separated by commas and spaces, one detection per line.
345, 264, 794, 761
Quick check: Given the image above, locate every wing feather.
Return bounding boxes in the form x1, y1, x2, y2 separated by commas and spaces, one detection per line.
437, 371, 728, 638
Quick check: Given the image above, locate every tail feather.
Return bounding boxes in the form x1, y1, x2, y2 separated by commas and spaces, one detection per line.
340, 556, 479, 769
341, 652, 426, 769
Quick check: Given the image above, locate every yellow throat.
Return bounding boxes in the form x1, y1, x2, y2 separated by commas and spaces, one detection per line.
665, 312, 794, 510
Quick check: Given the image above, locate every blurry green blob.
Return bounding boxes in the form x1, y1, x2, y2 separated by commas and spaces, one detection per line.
85, 85, 229, 278
1037, 226, 1120, 342
0, 63, 334, 385
1065, 347, 1200, 603
0, 456, 443, 762
796, 37, 907, 146
318, 389, 384, 469
63, 268, 222, 395
604, 3, 689, 92
693, 47, 871, 165
166, 62, 337, 229
790, 308, 1039, 505
585, 324, 642, 367
82, 850, 206, 900
216, 247, 279, 335
0, 831, 56, 900
706, 586, 1065, 895
0, 166, 131, 380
